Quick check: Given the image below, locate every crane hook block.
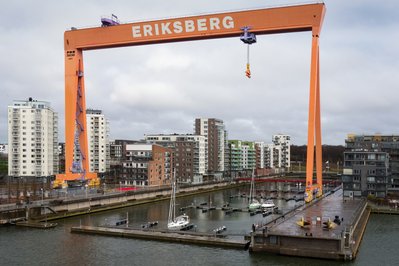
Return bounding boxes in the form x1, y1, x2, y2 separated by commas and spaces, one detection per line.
246, 63, 251, 78
240, 26, 257, 44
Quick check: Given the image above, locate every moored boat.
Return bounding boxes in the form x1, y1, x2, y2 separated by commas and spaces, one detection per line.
261, 199, 275, 209
248, 169, 261, 210
167, 170, 190, 230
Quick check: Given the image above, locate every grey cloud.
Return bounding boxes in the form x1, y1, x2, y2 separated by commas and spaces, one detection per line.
1, 0, 399, 146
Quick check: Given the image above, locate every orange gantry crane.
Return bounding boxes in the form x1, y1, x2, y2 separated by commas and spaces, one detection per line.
55, 3, 326, 202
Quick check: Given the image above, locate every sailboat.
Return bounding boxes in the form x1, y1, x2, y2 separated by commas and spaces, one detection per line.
248, 169, 261, 210
167, 169, 190, 230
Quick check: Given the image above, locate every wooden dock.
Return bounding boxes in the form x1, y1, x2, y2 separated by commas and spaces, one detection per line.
370, 206, 399, 215
16, 221, 58, 229
71, 225, 249, 249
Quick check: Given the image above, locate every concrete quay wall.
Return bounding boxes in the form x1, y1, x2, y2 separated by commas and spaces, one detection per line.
43, 182, 241, 220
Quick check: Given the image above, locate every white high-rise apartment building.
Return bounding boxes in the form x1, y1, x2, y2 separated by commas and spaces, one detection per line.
8, 98, 58, 177
264, 144, 274, 168
255, 141, 265, 169
264, 144, 282, 169
242, 144, 250, 169
195, 118, 225, 174
86, 109, 110, 173
272, 134, 291, 169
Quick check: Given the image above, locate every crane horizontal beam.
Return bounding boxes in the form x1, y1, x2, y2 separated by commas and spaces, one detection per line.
65, 3, 325, 51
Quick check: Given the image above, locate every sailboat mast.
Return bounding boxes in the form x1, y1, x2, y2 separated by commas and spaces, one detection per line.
173, 177, 176, 221
170, 168, 178, 223
168, 169, 176, 223
250, 168, 255, 203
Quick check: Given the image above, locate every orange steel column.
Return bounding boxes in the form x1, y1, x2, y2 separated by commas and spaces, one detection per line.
305, 35, 322, 203
65, 49, 80, 178
56, 49, 97, 182
315, 48, 323, 198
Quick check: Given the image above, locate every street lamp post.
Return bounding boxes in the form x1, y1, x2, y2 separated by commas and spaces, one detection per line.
85, 184, 88, 198
40, 188, 44, 206
7, 175, 10, 204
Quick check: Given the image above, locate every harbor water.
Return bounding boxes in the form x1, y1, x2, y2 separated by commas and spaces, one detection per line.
0, 186, 398, 265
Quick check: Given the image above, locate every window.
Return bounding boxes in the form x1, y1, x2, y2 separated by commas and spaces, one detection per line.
368, 169, 376, 175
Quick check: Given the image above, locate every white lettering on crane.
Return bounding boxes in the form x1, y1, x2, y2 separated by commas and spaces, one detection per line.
143, 25, 152, 36
197, 19, 207, 31
132, 26, 141, 37
132, 16, 235, 38
223, 16, 234, 29
154, 24, 159, 35
173, 21, 183, 33
161, 22, 172, 34
185, 20, 195, 32
209, 18, 220, 30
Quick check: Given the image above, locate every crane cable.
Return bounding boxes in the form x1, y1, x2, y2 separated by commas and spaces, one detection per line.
246, 44, 251, 78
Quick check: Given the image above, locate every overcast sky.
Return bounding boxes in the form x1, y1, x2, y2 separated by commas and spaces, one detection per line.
1, 0, 398, 145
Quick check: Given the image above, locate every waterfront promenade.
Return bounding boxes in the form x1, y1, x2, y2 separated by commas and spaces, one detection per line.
0, 181, 242, 224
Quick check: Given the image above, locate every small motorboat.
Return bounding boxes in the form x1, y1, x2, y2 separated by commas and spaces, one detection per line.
261, 200, 275, 209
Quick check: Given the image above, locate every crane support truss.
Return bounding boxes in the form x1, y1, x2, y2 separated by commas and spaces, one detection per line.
57, 3, 325, 202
